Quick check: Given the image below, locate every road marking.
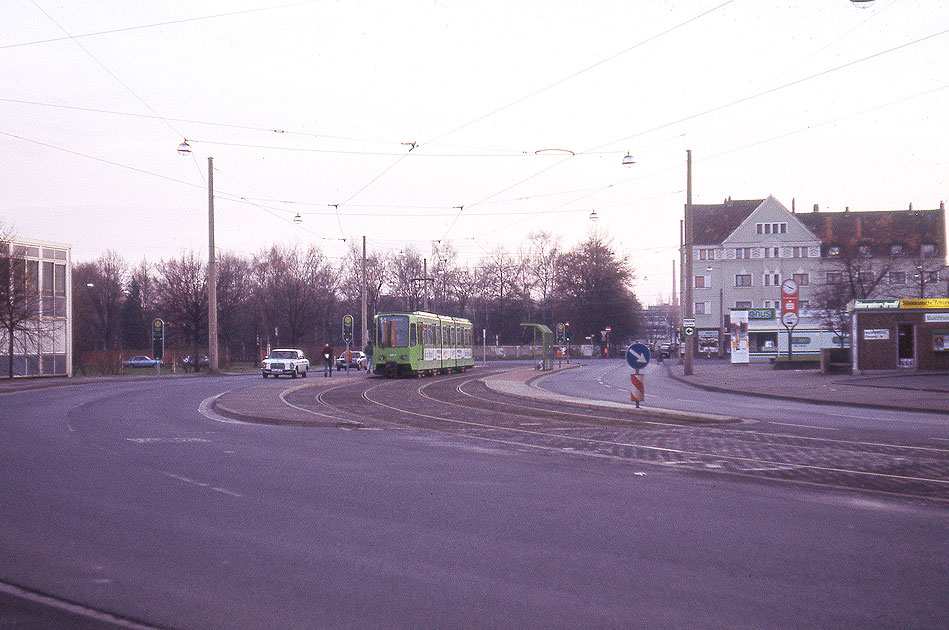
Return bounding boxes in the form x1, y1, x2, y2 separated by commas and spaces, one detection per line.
767, 421, 838, 431
162, 472, 242, 498
127, 437, 211, 444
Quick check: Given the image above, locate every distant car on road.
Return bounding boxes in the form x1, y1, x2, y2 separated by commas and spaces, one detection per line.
123, 356, 161, 368
335, 350, 368, 370
261, 348, 309, 378
657, 343, 672, 358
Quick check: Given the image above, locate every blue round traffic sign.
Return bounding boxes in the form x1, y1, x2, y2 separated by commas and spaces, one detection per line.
626, 343, 651, 370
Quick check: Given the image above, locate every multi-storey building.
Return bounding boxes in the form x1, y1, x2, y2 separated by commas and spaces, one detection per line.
0, 237, 72, 377
683, 196, 946, 360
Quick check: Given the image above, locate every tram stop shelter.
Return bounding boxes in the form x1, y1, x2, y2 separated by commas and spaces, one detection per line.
850, 299, 949, 372
520, 323, 554, 371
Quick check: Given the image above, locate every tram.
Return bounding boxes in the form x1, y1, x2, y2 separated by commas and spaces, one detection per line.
373, 311, 475, 377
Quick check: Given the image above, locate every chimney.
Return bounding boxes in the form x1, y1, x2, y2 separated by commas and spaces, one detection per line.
941, 201, 945, 212
844, 206, 849, 213
909, 202, 913, 212
792, 198, 796, 214
813, 203, 819, 213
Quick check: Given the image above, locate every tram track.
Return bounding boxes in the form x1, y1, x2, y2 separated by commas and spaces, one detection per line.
298, 371, 949, 503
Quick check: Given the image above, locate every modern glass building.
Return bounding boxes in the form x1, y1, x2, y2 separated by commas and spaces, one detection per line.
0, 237, 72, 377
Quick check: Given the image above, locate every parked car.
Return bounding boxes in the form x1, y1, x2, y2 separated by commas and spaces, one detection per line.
122, 355, 161, 368
657, 343, 672, 358
261, 348, 309, 378
335, 350, 368, 370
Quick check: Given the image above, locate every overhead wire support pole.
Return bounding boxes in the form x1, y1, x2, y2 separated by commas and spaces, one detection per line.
361, 235, 368, 348
207, 156, 219, 373
684, 150, 694, 376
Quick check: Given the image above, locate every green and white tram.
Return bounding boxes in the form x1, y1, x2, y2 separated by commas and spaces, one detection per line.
373, 311, 475, 377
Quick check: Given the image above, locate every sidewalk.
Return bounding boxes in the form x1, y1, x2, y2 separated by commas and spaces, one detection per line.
666, 358, 949, 414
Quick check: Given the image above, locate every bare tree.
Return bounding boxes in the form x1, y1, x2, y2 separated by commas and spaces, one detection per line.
73, 251, 128, 352
253, 243, 337, 349
216, 252, 254, 364
526, 231, 561, 324
387, 247, 424, 312
156, 253, 208, 365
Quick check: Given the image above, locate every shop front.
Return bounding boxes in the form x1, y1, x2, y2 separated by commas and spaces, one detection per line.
850, 299, 949, 372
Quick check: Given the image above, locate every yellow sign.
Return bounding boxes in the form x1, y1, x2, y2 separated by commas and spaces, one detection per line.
900, 299, 949, 310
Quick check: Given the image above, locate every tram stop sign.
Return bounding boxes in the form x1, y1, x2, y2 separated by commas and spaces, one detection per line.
625, 343, 651, 371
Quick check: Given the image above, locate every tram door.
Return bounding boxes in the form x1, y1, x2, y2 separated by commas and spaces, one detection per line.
897, 323, 916, 368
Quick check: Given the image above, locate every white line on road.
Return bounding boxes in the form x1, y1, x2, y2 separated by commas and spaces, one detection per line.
767, 421, 838, 431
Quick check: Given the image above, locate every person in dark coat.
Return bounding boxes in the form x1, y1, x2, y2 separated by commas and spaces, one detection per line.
322, 343, 333, 377
364, 341, 374, 373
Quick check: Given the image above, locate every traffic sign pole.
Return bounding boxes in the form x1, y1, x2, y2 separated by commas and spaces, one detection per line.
625, 343, 651, 408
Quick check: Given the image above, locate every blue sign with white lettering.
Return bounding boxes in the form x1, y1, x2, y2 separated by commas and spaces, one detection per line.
626, 343, 651, 370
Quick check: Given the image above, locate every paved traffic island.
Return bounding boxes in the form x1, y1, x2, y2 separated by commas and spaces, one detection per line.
481, 364, 739, 424
667, 359, 949, 413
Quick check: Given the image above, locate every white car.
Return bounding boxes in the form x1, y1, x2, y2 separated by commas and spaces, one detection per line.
261, 348, 309, 378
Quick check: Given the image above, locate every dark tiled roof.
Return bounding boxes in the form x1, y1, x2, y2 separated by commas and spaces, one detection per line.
798, 208, 946, 257
691, 199, 765, 245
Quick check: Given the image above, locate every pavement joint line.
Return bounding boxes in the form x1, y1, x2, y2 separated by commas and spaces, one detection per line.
0, 579, 167, 630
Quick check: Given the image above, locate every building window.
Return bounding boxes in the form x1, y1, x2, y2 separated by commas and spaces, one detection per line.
890, 244, 905, 256
792, 273, 809, 286
698, 248, 715, 260
921, 243, 937, 256
827, 271, 843, 284
756, 224, 764, 234
735, 274, 752, 287
735, 301, 752, 309
828, 246, 841, 258
763, 273, 780, 286
779, 223, 787, 234
736, 247, 752, 259
793, 246, 810, 258
695, 302, 707, 315
889, 271, 906, 284
694, 275, 706, 288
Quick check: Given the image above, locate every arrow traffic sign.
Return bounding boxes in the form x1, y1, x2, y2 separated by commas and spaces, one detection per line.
625, 343, 651, 370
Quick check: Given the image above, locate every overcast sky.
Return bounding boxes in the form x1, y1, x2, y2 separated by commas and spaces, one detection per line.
3, 0, 947, 304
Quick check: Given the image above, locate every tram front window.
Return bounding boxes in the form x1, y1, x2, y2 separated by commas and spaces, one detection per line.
377, 315, 409, 348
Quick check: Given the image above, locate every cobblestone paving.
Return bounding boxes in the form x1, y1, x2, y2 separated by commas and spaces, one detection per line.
297, 372, 949, 503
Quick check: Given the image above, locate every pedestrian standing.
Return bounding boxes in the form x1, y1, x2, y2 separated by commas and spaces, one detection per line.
322, 343, 333, 377
364, 340, 373, 373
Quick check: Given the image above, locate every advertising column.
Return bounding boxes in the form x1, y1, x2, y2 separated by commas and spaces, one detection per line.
730, 310, 749, 364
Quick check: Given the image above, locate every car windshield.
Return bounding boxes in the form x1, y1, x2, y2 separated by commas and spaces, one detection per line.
268, 351, 297, 359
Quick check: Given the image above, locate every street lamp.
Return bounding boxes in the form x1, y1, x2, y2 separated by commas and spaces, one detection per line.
177, 139, 219, 373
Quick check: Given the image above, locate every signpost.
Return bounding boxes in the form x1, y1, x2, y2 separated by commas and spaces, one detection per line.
781, 279, 799, 360
625, 343, 651, 408
152, 318, 164, 376
342, 314, 354, 370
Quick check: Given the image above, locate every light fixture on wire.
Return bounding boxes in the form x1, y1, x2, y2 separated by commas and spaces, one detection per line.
293, 213, 302, 224
589, 209, 599, 222
177, 139, 192, 155
850, 0, 874, 7
622, 152, 636, 167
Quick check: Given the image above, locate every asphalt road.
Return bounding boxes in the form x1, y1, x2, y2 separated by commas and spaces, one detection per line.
1, 371, 947, 629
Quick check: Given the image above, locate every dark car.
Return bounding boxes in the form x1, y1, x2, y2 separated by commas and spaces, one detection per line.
122, 355, 161, 368
180, 354, 209, 367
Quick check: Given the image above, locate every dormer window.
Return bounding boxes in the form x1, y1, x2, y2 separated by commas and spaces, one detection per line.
755, 222, 788, 235
859, 245, 873, 257
889, 244, 905, 256
921, 243, 937, 256
828, 246, 841, 258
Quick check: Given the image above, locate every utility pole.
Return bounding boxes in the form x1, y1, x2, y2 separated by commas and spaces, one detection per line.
207, 157, 219, 373
361, 235, 368, 348
683, 150, 694, 376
